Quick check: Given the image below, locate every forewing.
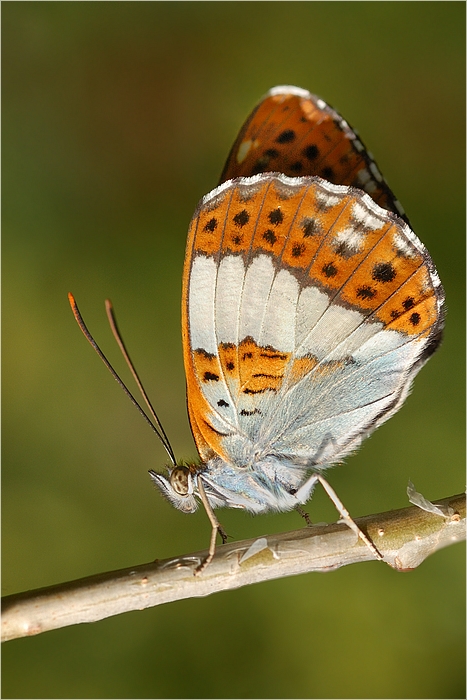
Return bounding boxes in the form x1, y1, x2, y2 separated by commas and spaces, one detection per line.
220, 85, 408, 223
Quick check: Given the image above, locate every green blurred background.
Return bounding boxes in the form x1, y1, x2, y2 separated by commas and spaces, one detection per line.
2, 3, 465, 698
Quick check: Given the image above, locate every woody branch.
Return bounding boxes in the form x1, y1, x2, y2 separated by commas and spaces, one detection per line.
2, 493, 465, 643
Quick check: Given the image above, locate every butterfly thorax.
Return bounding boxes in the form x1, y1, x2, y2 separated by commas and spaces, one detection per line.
199, 455, 318, 513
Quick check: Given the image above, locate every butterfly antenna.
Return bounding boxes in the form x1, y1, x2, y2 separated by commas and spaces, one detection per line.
68, 292, 177, 467
104, 298, 177, 466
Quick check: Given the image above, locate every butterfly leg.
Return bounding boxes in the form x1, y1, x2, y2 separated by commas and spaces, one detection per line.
195, 477, 227, 575
297, 472, 383, 560
295, 505, 313, 526
315, 474, 383, 561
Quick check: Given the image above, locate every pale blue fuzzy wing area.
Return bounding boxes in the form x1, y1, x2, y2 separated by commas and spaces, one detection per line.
222, 327, 425, 469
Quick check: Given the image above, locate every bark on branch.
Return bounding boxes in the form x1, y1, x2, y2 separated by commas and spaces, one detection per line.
2, 492, 465, 642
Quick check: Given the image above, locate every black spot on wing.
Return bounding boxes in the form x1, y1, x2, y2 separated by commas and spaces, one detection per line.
263, 229, 277, 245
276, 129, 296, 144
268, 208, 284, 225
233, 210, 250, 227
302, 217, 322, 237
303, 144, 319, 161
290, 161, 303, 173
292, 243, 306, 257
372, 261, 396, 283
322, 262, 338, 278
356, 285, 377, 300
203, 218, 218, 233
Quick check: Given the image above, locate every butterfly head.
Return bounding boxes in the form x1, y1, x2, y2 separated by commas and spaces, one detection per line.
149, 464, 198, 514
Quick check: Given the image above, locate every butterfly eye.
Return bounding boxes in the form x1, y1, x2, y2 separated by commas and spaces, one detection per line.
170, 466, 191, 496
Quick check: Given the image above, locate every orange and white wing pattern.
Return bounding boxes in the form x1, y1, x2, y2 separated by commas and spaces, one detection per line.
175, 173, 443, 513
220, 85, 407, 223
149, 86, 444, 518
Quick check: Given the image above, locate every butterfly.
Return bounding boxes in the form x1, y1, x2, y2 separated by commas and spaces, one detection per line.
148, 86, 445, 570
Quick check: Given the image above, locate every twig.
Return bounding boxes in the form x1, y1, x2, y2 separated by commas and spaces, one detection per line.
2, 493, 465, 642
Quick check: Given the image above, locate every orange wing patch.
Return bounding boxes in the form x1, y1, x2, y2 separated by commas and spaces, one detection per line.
220, 87, 406, 222
290, 355, 347, 385
309, 212, 390, 293
185, 352, 226, 464
235, 338, 290, 395
275, 182, 351, 272
338, 226, 426, 314
188, 186, 241, 257
192, 348, 222, 385
375, 266, 440, 336
221, 186, 263, 254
